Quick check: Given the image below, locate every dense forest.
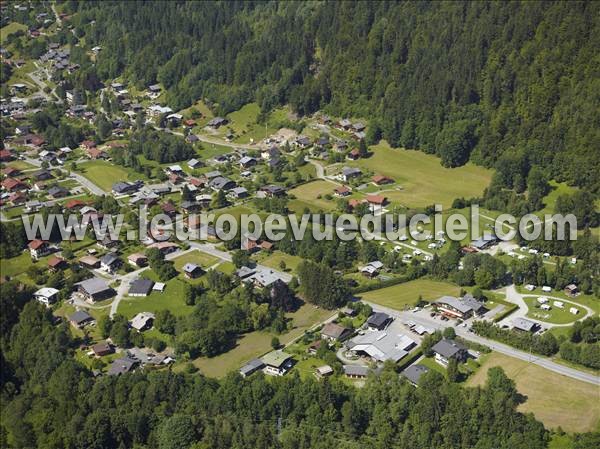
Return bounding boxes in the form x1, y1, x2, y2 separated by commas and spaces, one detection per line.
62, 1, 600, 195
6, 284, 600, 449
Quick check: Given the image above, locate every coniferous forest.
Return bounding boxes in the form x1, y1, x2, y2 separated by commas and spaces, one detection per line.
68, 1, 600, 193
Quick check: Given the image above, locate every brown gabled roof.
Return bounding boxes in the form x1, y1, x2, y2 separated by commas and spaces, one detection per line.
48, 256, 66, 268
28, 239, 47, 250
366, 195, 386, 205
2, 178, 25, 190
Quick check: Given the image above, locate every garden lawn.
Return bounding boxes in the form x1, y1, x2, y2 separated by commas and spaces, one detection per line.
349, 141, 493, 208
117, 277, 194, 318
288, 180, 339, 212
172, 250, 220, 271
76, 160, 147, 192
359, 278, 461, 310
467, 352, 600, 433
256, 251, 303, 273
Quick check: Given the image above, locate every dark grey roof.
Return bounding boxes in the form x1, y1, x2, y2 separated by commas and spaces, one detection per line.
209, 176, 235, 190
431, 339, 467, 359
367, 312, 391, 328
100, 253, 119, 266
69, 310, 93, 324
343, 365, 367, 376
402, 364, 430, 385
240, 358, 264, 376
108, 357, 138, 376
128, 278, 154, 295
512, 317, 537, 332
77, 277, 112, 296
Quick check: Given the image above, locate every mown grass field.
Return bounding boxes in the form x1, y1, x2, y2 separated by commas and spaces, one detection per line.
0, 22, 27, 41
288, 179, 339, 212
348, 141, 493, 208
172, 250, 220, 271
467, 352, 600, 433
255, 251, 304, 273
359, 278, 461, 310
77, 160, 146, 191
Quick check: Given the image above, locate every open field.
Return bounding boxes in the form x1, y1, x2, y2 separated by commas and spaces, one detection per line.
77, 160, 146, 191
255, 251, 303, 273
538, 181, 578, 216
516, 285, 600, 315
5, 160, 36, 170
348, 141, 493, 208
288, 179, 339, 212
359, 278, 461, 310
172, 250, 220, 271
192, 303, 333, 378
467, 352, 600, 433
1, 22, 27, 41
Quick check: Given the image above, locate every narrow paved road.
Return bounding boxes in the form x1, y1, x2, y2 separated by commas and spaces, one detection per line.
361, 300, 600, 386
21, 156, 107, 195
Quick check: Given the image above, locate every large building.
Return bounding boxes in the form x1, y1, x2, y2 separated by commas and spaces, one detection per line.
435, 295, 486, 319
346, 331, 416, 363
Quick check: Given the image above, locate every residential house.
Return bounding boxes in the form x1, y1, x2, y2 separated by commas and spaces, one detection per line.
342, 365, 381, 379
320, 323, 353, 342
206, 117, 228, 128
431, 339, 468, 365
34, 287, 60, 306
347, 149, 360, 160
130, 312, 155, 331
128, 279, 154, 297
2, 178, 26, 192
341, 167, 361, 182
261, 351, 294, 376
209, 176, 236, 191
435, 295, 486, 320
401, 364, 430, 386
261, 147, 281, 161
182, 263, 203, 279
366, 312, 392, 331
112, 180, 143, 195
334, 185, 351, 197
79, 255, 100, 269
366, 195, 386, 212
28, 239, 51, 259
127, 253, 148, 267
100, 253, 121, 273
259, 185, 286, 197
108, 357, 139, 376
148, 241, 178, 256
360, 260, 383, 278
239, 156, 257, 169
69, 310, 95, 328
315, 365, 334, 379
229, 186, 249, 199
47, 185, 69, 199
77, 277, 115, 302
564, 284, 579, 297
372, 175, 393, 185
92, 342, 114, 357
47, 256, 67, 271
188, 158, 202, 170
